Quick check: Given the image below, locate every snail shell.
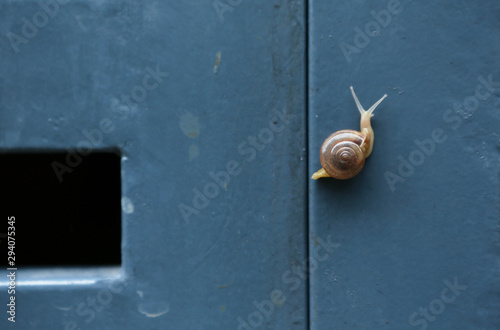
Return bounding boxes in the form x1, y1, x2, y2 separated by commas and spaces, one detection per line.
319, 130, 367, 180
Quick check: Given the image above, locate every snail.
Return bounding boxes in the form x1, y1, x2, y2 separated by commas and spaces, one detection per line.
311, 86, 387, 180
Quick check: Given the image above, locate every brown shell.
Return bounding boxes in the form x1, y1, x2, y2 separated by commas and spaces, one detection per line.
319, 130, 366, 180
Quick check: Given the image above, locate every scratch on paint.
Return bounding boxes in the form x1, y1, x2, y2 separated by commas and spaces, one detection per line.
138, 302, 170, 318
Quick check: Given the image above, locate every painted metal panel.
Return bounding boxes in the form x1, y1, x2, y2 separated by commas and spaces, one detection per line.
0, 0, 306, 329
309, 1, 500, 329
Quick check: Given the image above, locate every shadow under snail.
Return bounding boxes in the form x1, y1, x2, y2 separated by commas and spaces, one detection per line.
311, 86, 387, 180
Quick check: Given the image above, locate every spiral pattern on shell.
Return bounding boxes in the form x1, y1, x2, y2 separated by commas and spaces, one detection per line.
319, 130, 366, 180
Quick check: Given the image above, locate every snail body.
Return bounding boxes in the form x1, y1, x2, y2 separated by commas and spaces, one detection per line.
312, 86, 387, 180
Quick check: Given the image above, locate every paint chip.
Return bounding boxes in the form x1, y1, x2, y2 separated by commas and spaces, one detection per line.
189, 145, 200, 161
179, 113, 200, 138
121, 197, 134, 214
214, 51, 221, 74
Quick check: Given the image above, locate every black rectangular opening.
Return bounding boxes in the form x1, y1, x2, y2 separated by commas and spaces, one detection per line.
0, 151, 121, 267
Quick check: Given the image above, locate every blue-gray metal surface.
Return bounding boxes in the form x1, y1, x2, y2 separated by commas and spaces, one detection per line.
0, 0, 306, 329
309, 1, 500, 329
1, 0, 499, 329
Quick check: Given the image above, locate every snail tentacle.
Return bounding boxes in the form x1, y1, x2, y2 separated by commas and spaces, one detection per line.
350, 85, 387, 118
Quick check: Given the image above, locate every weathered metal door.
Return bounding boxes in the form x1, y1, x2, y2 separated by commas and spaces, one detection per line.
0, 1, 498, 329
